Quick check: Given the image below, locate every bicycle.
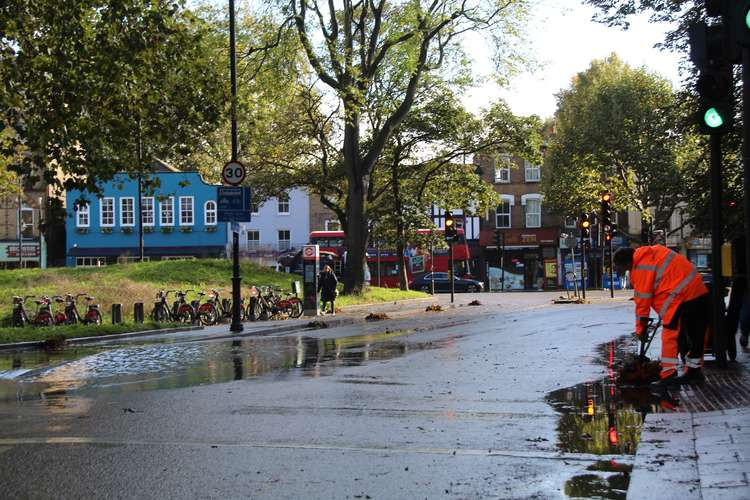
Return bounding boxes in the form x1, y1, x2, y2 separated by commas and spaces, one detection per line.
194, 291, 219, 326
11, 295, 35, 327
247, 286, 302, 321
62, 293, 87, 325
81, 295, 103, 325
30, 296, 54, 327
150, 290, 195, 324
51, 295, 68, 325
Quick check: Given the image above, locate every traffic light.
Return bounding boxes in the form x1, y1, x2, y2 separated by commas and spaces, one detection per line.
600, 191, 613, 242
579, 213, 591, 240
444, 211, 457, 241
689, 9, 737, 135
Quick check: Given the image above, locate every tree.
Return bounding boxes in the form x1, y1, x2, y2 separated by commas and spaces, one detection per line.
1, 1, 227, 196
251, 0, 532, 293
583, 0, 746, 239
543, 55, 699, 243
369, 91, 542, 289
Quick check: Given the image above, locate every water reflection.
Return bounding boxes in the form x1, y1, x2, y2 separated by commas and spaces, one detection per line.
0, 330, 457, 403
546, 340, 678, 456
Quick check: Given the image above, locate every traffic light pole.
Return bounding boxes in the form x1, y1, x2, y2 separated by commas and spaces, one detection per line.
580, 240, 586, 300
710, 133, 726, 366
608, 238, 614, 298
743, 47, 750, 338
228, 0, 243, 334
449, 242, 454, 304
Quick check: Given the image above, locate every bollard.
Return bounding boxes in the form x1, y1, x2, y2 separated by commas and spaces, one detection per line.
133, 303, 144, 324
111, 303, 123, 324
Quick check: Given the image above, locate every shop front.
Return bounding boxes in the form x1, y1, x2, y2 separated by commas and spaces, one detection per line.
480, 228, 559, 291
0, 241, 43, 269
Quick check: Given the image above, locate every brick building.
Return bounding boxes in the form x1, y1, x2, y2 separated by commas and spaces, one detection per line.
474, 152, 564, 290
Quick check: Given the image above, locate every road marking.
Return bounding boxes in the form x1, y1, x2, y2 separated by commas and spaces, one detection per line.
0, 436, 632, 464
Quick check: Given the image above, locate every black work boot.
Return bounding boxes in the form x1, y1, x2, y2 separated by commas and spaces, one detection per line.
650, 373, 680, 390
675, 368, 705, 386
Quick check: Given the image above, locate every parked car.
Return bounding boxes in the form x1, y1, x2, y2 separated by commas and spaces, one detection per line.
411, 272, 484, 293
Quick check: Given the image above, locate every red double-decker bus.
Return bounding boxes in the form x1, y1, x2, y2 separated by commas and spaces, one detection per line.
308, 230, 471, 288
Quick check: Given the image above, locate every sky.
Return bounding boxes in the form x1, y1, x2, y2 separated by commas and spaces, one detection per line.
464, 0, 685, 119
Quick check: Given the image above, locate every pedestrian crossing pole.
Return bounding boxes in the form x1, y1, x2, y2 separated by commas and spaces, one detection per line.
228, 0, 243, 333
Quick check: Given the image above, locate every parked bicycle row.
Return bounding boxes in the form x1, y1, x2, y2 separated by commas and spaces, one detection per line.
149, 287, 303, 326
9, 285, 303, 329
12, 293, 103, 327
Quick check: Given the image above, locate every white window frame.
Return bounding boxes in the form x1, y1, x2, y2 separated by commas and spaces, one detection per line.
495, 195, 514, 229
524, 160, 541, 182
120, 197, 135, 227
100, 197, 115, 227
159, 196, 174, 226
521, 193, 543, 228
76, 204, 90, 228
494, 154, 511, 184
20, 207, 34, 239
247, 230, 260, 251
277, 193, 290, 215
141, 197, 155, 227
76, 256, 106, 267
179, 196, 194, 226
204, 200, 217, 226
278, 229, 291, 251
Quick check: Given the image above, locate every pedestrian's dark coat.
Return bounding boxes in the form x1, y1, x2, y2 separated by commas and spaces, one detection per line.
318, 270, 338, 301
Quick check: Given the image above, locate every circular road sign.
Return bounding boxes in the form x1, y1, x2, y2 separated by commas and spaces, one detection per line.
222, 160, 246, 186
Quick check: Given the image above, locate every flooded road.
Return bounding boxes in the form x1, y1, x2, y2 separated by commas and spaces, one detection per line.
0, 330, 463, 402
0, 298, 658, 499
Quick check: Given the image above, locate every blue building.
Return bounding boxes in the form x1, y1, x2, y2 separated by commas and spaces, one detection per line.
66, 170, 227, 266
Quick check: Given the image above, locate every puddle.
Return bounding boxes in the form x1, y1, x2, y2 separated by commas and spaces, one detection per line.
0, 330, 458, 403
547, 339, 677, 498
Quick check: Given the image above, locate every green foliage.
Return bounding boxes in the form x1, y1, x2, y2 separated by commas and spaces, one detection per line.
544, 55, 698, 241
1, 0, 227, 195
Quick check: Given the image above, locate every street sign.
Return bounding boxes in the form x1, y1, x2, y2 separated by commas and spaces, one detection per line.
217, 186, 252, 222
221, 160, 246, 186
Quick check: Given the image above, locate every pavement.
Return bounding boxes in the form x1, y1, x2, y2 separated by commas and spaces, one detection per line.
627, 340, 750, 499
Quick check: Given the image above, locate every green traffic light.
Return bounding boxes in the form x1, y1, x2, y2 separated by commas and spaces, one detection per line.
746, 8, 750, 30
704, 107, 725, 128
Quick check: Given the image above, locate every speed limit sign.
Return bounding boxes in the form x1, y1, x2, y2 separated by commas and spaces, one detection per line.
221, 160, 246, 186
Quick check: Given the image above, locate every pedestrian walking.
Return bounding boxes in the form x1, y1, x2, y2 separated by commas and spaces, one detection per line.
318, 265, 338, 315
614, 245, 710, 387
725, 235, 747, 357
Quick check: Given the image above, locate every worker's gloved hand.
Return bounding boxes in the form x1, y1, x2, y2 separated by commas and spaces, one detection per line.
637, 317, 652, 336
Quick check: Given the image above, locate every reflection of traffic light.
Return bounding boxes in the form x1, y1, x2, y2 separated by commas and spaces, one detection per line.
444, 211, 457, 241
493, 230, 502, 248
579, 213, 591, 240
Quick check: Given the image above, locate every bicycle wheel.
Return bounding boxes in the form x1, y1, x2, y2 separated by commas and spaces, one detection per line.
246, 298, 262, 321
197, 304, 218, 326
85, 310, 102, 325
177, 305, 195, 324
289, 297, 303, 318
36, 311, 54, 327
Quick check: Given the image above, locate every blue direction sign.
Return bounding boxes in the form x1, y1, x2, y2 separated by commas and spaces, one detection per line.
217, 186, 252, 222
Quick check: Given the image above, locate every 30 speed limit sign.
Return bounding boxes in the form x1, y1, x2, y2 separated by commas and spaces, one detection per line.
221, 160, 246, 186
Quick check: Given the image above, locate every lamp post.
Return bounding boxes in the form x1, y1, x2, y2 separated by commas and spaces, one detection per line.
228, 0, 243, 333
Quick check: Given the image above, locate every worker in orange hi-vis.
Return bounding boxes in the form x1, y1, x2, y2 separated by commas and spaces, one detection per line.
613, 245, 711, 388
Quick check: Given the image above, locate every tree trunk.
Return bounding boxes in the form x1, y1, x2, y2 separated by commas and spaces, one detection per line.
342, 110, 368, 294
391, 155, 409, 290
641, 216, 653, 245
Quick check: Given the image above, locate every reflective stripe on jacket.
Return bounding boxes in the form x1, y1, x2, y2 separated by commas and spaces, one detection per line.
631, 245, 708, 334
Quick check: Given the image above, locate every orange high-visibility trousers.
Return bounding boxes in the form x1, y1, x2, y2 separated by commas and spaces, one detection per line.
660, 323, 680, 379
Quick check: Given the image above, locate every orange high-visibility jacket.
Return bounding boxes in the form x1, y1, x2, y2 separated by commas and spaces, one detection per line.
631, 245, 708, 335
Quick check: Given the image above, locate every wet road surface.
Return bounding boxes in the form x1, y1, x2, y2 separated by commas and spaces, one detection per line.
0, 295, 658, 498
